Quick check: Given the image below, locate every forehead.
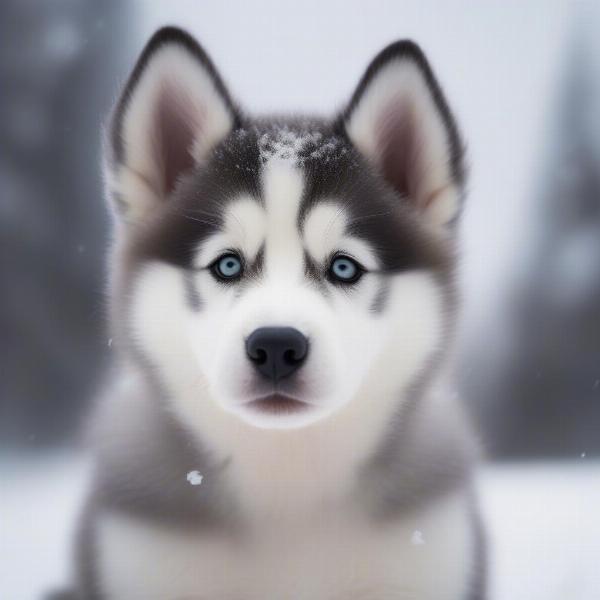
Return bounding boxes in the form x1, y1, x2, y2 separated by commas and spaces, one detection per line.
130, 120, 446, 273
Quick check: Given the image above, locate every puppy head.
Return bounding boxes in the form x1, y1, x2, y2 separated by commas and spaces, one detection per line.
105, 28, 464, 431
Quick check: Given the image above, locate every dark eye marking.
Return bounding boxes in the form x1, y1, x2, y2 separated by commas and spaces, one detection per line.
183, 271, 202, 311
245, 244, 265, 280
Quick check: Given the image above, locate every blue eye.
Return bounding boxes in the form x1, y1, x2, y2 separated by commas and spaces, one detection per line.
329, 256, 362, 283
212, 254, 243, 280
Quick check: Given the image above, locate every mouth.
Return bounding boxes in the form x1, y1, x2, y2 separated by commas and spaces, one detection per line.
246, 393, 310, 415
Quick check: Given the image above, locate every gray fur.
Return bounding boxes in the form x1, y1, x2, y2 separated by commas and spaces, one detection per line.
74, 376, 239, 598
369, 278, 391, 313
73, 498, 102, 600
88, 381, 237, 527
468, 490, 488, 600
183, 271, 202, 311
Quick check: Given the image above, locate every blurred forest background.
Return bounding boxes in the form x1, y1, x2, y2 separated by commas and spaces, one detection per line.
2, 0, 600, 460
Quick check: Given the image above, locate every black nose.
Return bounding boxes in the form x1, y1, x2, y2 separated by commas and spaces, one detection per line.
246, 327, 309, 382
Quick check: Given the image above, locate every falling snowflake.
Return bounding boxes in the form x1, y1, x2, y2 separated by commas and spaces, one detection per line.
186, 471, 203, 486
411, 530, 425, 545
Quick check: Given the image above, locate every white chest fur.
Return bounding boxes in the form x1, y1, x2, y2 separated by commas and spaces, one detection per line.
97, 491, 472, 600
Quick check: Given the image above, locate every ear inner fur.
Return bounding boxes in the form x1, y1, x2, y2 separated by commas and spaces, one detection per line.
105, 27, 240, 223
340, 41, 465, 228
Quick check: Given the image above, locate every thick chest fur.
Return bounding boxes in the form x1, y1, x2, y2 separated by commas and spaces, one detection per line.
85, 375, 480, 599
96, 491, 473, 600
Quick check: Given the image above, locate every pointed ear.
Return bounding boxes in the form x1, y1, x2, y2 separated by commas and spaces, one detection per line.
342, 41, 465, 228
104, 27, 239, 224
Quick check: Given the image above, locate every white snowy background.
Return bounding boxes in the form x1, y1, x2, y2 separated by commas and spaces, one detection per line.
2, 1, 600, 599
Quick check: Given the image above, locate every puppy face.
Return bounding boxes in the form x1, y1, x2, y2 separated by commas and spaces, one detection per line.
106, 29, 462, 431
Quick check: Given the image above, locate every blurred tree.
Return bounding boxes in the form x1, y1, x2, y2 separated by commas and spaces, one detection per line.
0, 0, 132, 447
462, 14, 600, 459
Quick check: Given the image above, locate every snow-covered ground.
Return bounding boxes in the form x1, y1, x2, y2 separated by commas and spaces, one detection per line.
479, 461, 600, 599
1, 454, 599, 599
0, 453, 90, 600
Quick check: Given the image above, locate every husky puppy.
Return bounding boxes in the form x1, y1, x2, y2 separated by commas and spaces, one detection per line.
73, 26, 486, 599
